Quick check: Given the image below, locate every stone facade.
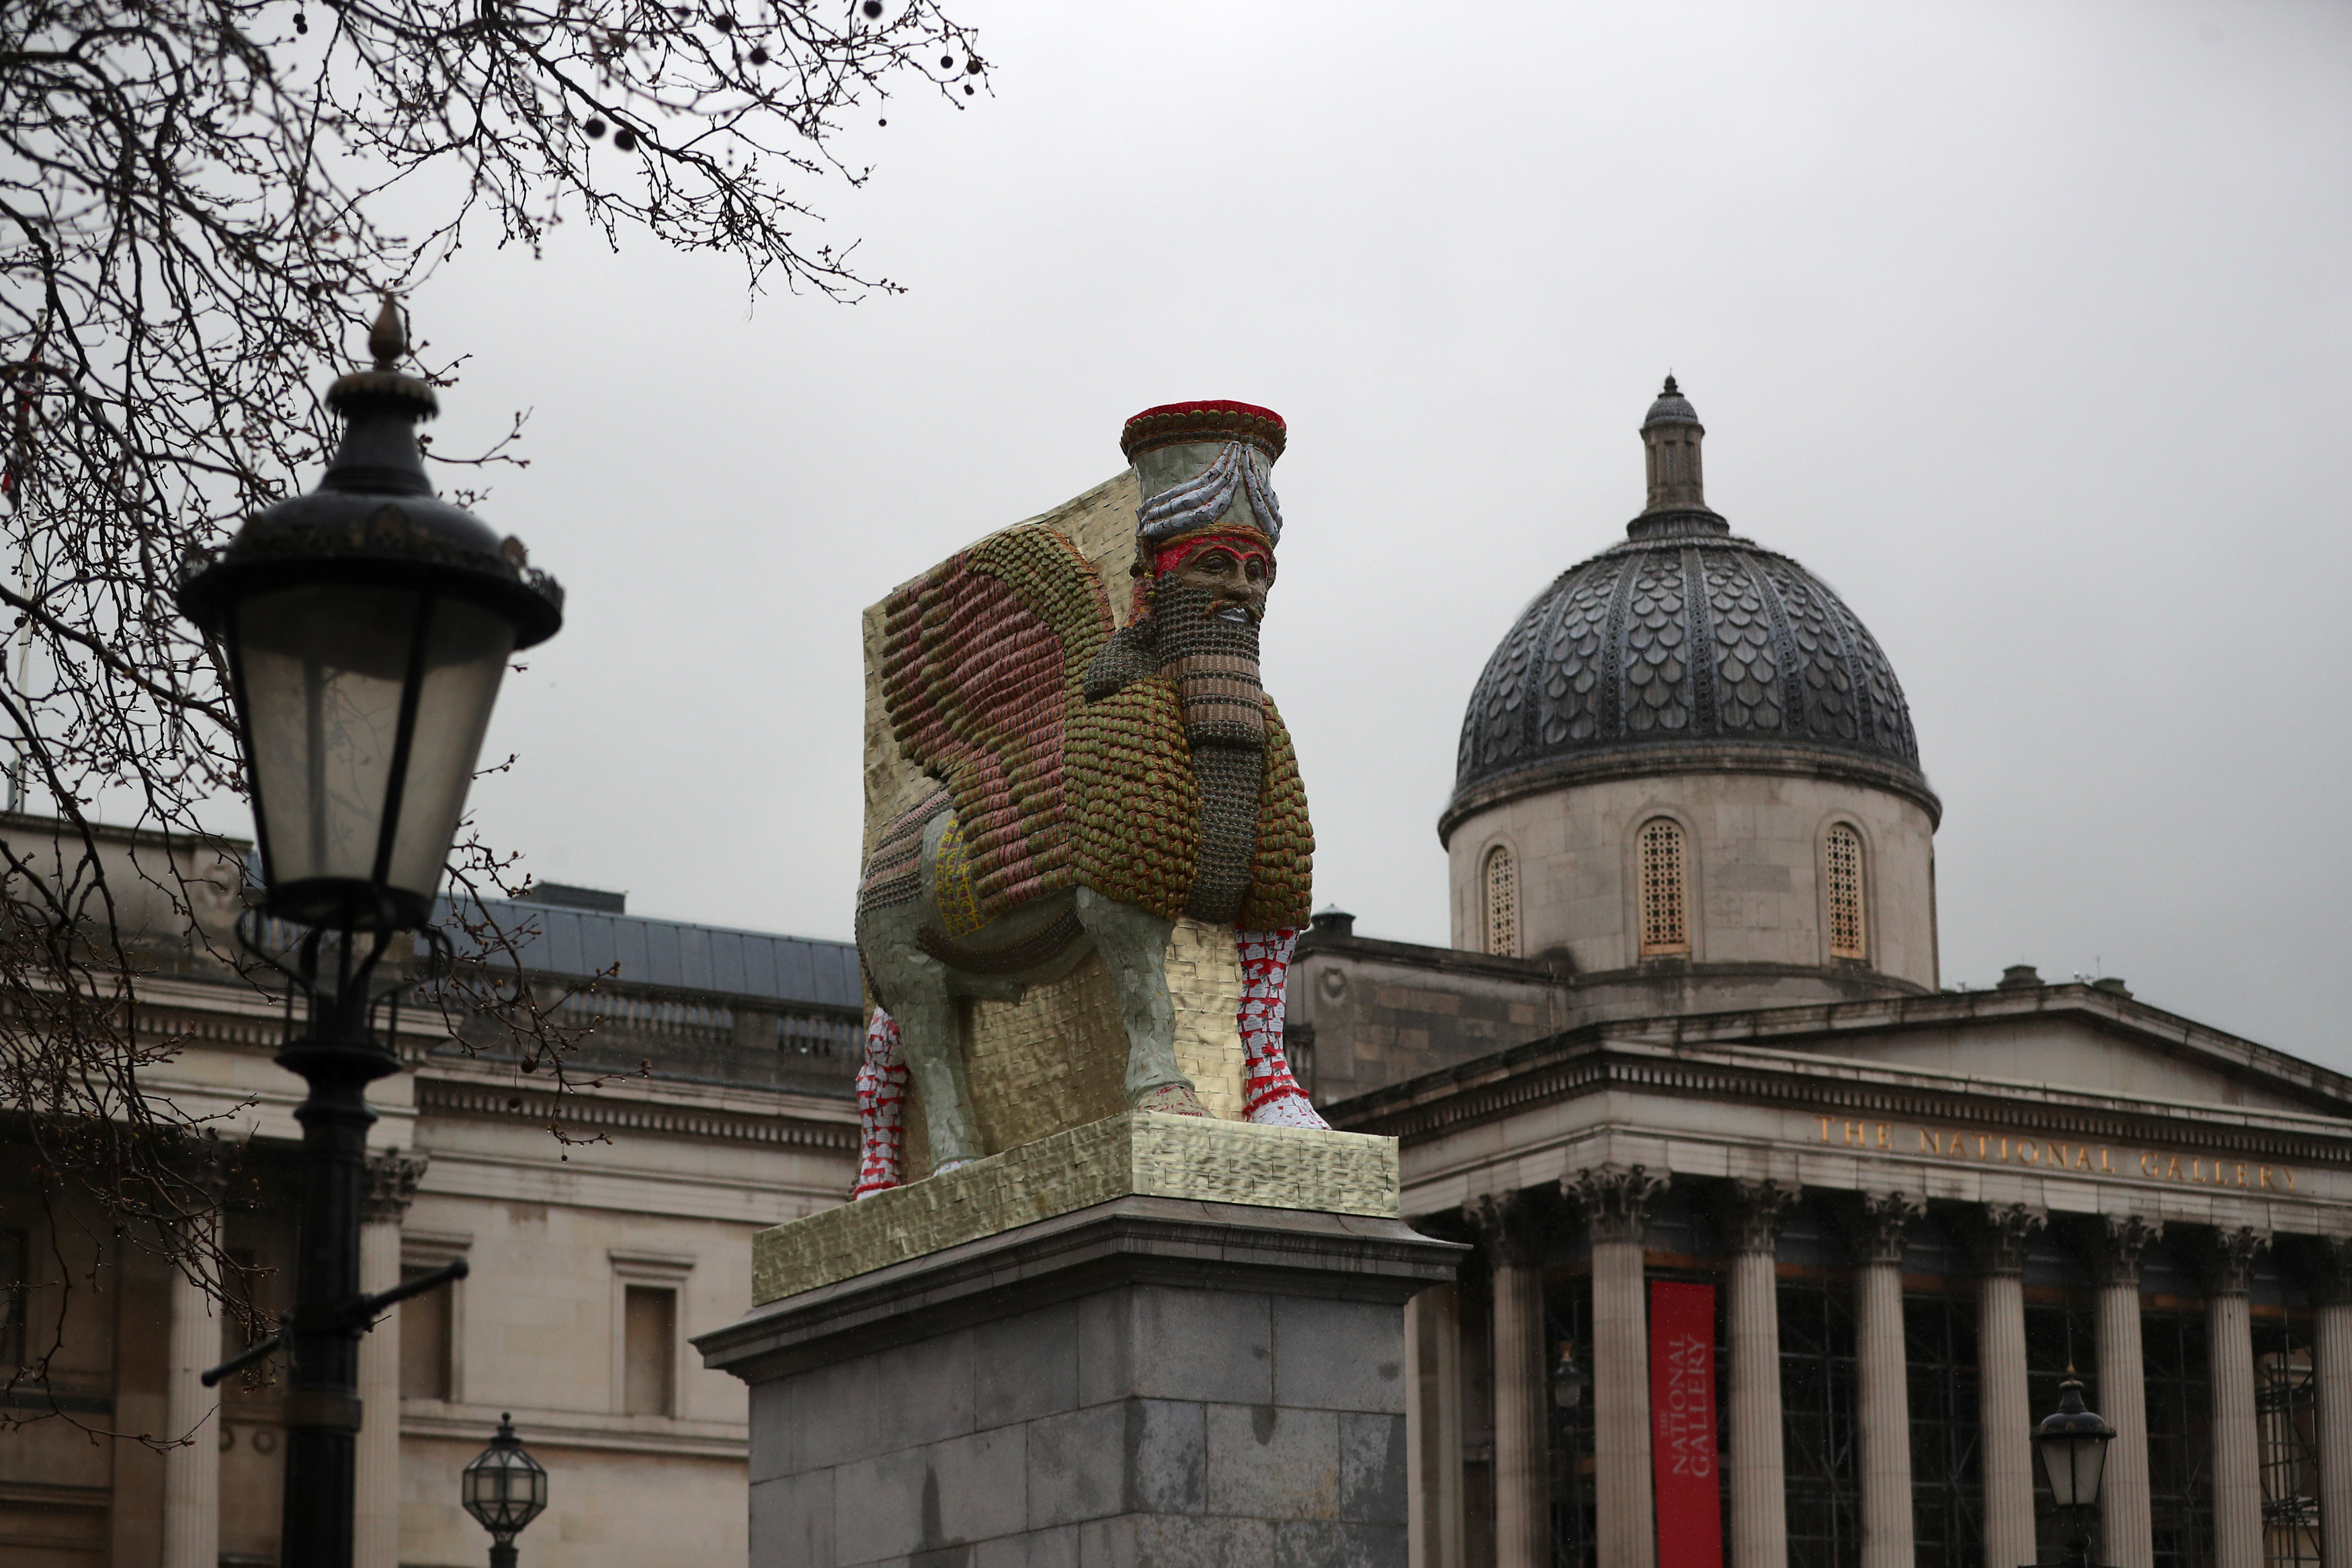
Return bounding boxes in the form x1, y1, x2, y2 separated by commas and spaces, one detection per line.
0, 814, 864, 1568
1320, 979, 2352, 1568
1443, 766, 1939, 1008
1296, 382, 2352, 1568
1284, 916, 1567, 1108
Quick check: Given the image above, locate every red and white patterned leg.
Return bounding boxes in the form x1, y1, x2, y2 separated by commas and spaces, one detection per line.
851, 1008, 908, 1199
1234, 928, 1329, 1129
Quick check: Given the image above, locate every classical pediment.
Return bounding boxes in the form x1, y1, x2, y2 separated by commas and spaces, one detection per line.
1332, 982, 2352, 1182
1641, 984, 2352, 1121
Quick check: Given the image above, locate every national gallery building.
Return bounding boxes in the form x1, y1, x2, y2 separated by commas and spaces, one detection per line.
1288, 384, 2352, 1568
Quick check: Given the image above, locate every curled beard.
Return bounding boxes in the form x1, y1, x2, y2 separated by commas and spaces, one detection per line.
1151, 579, 1266, 748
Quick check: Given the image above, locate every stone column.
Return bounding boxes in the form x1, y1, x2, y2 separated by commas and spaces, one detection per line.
1970, 1203, 2046, 1568
356, 1151, 428, 1568
2096, 1216, 2160, 1568
162, 1174, 224, 1568
1468, 1193, 1550, 1568
1722, 1180, 1797, 1568
1566, 1164, 1668, 1568
1407, 1284, 1467, 1568
2203, 1227, 2270, 1568
1849, 1192, 1921, 1568
2314, 1239, 2352, 1568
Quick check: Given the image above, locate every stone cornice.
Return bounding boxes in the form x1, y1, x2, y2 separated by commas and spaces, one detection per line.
1566, 959, 1934, 1000
398, 1405, 747, 1460
413, 1071, 857, 1153
118, 970, 453, 1059
1327, 1027, 2352, 1170
1439, 741, 1943, 845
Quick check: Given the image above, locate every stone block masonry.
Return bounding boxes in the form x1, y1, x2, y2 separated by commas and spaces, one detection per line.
699, 1192, 1460, 1567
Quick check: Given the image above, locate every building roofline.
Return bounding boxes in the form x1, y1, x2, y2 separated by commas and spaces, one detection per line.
436, 892, 862, 1010
1292, 925, 1569, 982
0, 808, 251, 859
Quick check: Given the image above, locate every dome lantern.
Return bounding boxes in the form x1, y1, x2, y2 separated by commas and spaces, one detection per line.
1634, 374, 1724, 536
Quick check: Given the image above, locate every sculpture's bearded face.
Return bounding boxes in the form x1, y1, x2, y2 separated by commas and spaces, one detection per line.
1150, 533, 1273, 746
1159, 535, 1273, 624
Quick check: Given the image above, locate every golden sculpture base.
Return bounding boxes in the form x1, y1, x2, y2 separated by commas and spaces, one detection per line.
752, 1112, 1400, 1305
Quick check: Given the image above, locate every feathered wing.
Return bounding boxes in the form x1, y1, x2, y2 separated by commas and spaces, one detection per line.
878, 525, 1114, 922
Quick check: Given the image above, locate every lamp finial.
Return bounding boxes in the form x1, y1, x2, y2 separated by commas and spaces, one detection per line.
368, 296, 407, 372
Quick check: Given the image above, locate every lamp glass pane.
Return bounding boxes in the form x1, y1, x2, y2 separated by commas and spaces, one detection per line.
2039, 1436, 2069, 1506
462, 1445, 548, 1532
380, 596, 512, 902
2040, 1434, 2102, 1508
235, 586, 513, 922
235, 584, 421, 902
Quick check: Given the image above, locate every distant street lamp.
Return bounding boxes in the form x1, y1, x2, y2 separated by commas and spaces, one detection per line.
463, 1413, 551, 1566
1551, 1338, 1590, 1410
182, 300, 562, 1568
2032, 1370, 2117, 1568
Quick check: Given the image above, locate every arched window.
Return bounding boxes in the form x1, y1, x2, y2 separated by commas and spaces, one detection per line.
1482, 845, 1519, 958
1638, 818, 1689, 956
1826, 824, 1865, 960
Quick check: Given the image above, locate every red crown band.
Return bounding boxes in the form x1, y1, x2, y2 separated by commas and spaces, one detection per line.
1120, 400, 1286, 462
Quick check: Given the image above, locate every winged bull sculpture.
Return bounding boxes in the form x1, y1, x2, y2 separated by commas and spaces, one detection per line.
850, 401, 1327, 1195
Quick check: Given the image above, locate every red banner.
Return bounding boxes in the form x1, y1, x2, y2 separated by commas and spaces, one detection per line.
1649, 1280, 1723, 1568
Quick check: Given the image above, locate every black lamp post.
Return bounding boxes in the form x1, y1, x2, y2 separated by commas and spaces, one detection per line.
2032, 1371, 2117, 1568
462, 1413, 550, 1566
181, 300, 562, 1568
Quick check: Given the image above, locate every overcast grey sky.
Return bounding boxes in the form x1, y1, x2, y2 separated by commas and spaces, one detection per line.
367, 3, 2350, 1065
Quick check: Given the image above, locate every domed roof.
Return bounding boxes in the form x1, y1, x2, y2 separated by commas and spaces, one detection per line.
1445, 382, 1933, 836
1642, 375, 1700, 429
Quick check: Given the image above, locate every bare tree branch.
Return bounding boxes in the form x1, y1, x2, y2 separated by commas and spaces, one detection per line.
0, 0, 984, 1414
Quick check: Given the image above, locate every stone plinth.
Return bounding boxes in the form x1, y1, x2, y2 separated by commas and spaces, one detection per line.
699, 1123, 1460, 1567
753, 1112, 1400, 1304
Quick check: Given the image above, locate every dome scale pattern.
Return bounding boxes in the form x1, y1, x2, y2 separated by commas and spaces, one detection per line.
1451, 532, 1927, 815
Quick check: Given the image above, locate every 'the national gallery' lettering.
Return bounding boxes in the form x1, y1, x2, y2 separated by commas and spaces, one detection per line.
1813, 1117, 2294, 1192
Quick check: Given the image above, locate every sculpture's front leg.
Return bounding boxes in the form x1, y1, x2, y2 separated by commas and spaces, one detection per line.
1074, 885, 1203, 1115
1236, 928, 1329, 1129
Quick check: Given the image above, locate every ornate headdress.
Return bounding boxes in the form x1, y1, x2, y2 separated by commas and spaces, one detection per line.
1122, 400, 1286, 554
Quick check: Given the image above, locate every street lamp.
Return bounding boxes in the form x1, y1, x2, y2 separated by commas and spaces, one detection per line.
2033, 1370, 2116, 1568
1552, 1338, 1590, 1410
463, 1413, 550, 1566
181, 299, 562, 1568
